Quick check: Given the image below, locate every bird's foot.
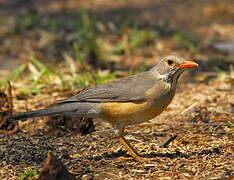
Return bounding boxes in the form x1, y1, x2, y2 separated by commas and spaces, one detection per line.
114, 156, 142, 161
114, 154, 155, 161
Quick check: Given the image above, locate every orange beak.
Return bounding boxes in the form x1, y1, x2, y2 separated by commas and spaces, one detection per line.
176, 61, 199, 68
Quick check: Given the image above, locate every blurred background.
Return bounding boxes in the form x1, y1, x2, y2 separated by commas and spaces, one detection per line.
0, 1, 234, 179
0, 0, 233, 87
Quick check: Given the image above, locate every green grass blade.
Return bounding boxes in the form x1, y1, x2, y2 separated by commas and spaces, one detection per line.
29, 56, 48, 72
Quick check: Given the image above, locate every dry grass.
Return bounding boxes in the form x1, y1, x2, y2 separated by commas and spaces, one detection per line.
0, 77, 233, 180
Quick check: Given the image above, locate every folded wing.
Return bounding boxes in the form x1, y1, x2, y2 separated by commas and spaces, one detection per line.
58, 72, 157, 103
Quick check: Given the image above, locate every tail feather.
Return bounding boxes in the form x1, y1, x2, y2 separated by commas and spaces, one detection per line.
10, 104, 73, 120
10, 108, 57, 120
10, 102, 98, 121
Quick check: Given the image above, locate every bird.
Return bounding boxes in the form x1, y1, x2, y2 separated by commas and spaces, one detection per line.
10, 55, 198, 160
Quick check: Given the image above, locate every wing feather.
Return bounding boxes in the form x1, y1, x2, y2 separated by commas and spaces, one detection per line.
58, 72, 156, 103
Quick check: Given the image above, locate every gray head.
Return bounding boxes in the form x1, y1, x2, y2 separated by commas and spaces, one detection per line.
151, 55, 198, 83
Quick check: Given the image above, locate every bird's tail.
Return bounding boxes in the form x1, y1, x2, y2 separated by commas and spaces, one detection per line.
10, 102, 98, 120
10, 104, 71, 120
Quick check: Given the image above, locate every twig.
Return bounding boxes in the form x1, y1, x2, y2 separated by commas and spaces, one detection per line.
216, 88, 234, 91
181, 102, 198, 115
7, 81, 13, 116
160, 134, 177, 148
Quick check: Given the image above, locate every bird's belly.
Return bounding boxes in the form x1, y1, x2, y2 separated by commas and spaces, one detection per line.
98, 101, 167, 126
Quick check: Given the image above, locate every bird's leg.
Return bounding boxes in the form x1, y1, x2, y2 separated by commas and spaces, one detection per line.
113, 125, 143, 160
117, 135, 143, 160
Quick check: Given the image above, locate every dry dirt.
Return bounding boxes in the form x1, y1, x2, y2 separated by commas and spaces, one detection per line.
0, 78, 233, 180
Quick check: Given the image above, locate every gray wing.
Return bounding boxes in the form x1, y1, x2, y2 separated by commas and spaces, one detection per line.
58, 72, 157, 103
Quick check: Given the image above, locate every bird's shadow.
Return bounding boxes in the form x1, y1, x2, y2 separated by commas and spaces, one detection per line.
90, 147, 221, 161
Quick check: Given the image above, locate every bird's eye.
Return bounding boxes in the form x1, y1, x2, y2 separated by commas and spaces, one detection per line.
167, 60, 174, 66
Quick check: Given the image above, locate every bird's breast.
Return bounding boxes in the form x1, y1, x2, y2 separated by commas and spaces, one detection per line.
98, 101, 148, 124
98, 94, 174, 126
98, 81, 175, 126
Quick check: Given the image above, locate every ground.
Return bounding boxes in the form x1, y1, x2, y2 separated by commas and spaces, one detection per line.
0, 0, 234, 179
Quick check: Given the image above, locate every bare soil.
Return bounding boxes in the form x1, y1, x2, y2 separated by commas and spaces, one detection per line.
0, 79, 233, 179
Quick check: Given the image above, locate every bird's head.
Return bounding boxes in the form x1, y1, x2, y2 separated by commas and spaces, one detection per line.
151, 55, 199, 82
